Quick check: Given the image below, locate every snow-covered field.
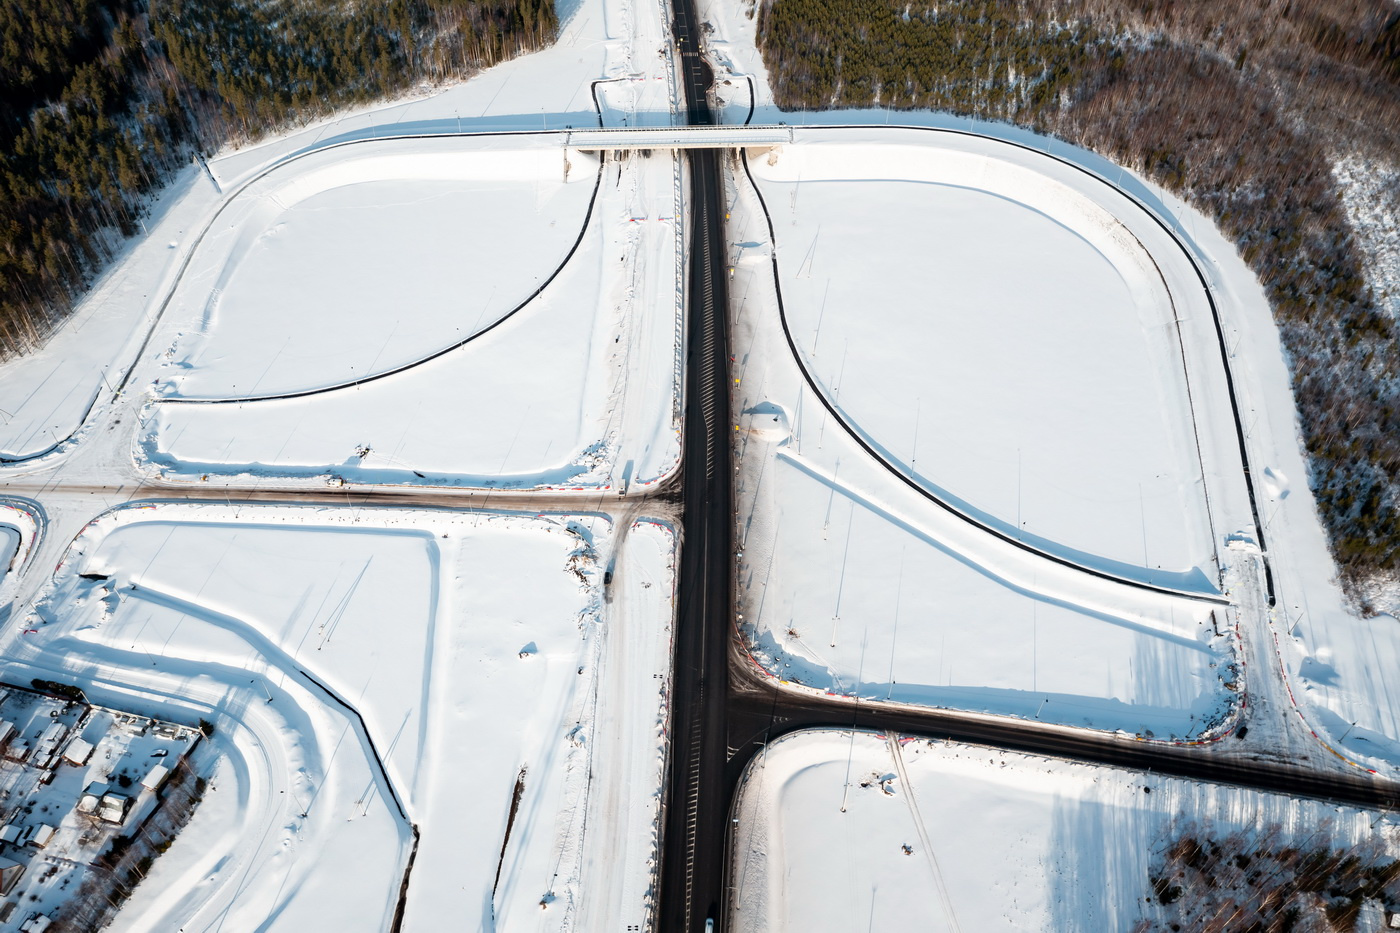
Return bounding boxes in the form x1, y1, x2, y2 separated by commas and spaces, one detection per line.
159, 143, 600, 399
727, 128, 1249, 739
0, 500, 39, 610
9, 502, 674, 931
744, 457, 1234, 737
136, 136, 682, 490
730, 729, 1398, 932
749, 140, 1223, 577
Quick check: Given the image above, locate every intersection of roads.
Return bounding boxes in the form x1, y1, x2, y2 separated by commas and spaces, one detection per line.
0, 4, 1394, 930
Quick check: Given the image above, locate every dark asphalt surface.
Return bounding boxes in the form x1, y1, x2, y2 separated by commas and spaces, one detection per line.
726, 674, 1400, 811
658, 8, 1400, 933
657, 2, 733, 930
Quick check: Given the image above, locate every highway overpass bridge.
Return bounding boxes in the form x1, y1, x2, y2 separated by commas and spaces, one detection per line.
564, 124, 791, 150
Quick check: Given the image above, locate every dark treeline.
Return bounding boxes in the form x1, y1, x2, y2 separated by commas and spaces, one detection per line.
1139, 827, 1400, 931
756, 0, 1400, 601
0, 0, 556, 356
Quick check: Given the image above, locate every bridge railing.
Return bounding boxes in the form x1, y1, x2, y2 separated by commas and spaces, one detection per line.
564, 125, 792, 150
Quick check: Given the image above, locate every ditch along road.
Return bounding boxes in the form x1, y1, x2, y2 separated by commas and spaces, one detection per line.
658, 9, 1400, 933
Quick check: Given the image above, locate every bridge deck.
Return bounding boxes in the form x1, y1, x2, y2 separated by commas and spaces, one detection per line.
565, 124, 791, 150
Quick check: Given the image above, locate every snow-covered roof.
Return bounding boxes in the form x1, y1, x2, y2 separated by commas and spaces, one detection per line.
0, 856, 23, 895
141, 764, 170, 790
61, 737, 93, 765
98, 794, 129, 824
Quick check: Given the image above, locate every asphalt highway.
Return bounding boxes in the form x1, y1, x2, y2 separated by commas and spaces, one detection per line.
656, 2, 734, 929
726, 671, 1400, 811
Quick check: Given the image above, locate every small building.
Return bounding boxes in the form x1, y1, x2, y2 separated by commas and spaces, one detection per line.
61, 737, 93, 766
77, 782, 108, 816
20, 914, 51, 933
31, 723, 68, 768
0, 720, 15, 749
3, 740, 29, 763
141, 764, 170, 792
0, 856, 22, 895
122, 718, 148, 737
0, 824, 20, 845
98, 793, 129, 825
26, 825, 55, 849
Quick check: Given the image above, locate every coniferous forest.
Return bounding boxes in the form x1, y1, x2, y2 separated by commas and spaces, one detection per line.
756, 0, 1400, 601
0, 0, 555, 354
